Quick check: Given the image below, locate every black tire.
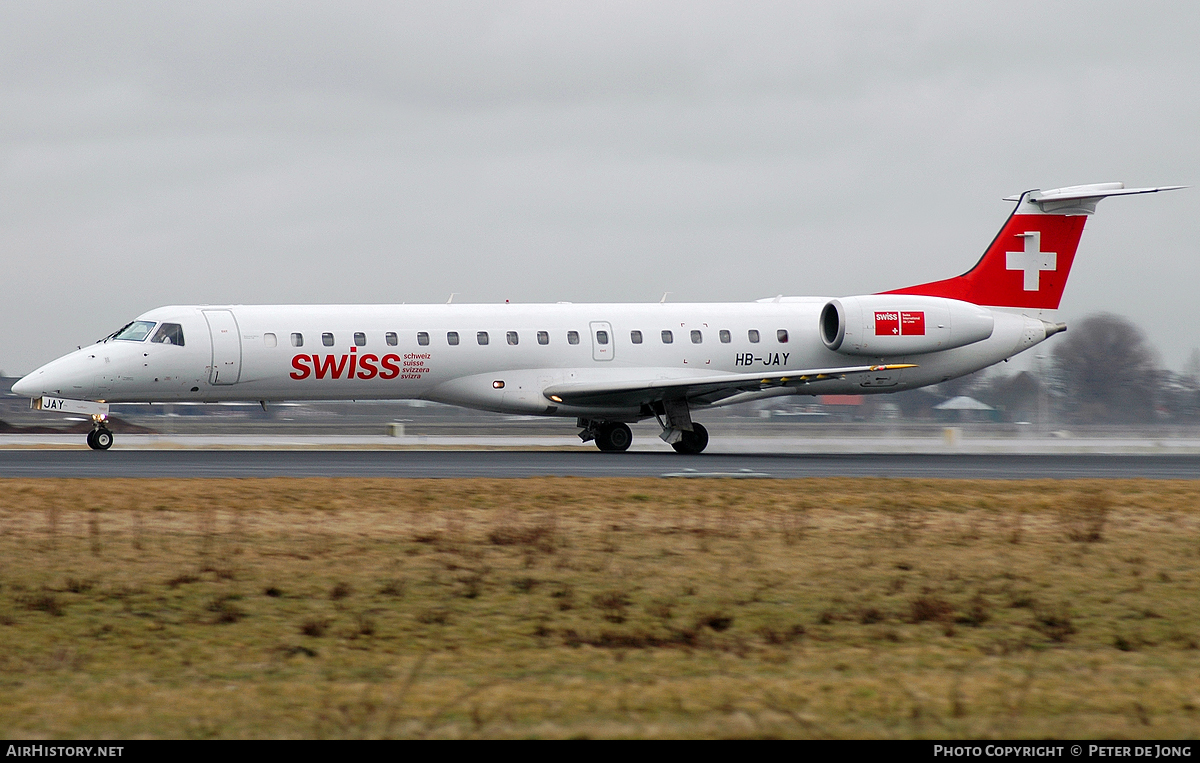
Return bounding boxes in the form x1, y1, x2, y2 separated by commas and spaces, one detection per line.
86, 430, 98, 450
595, 422, 633, 452
93, 428, 114, 451
671, 422, 709, 454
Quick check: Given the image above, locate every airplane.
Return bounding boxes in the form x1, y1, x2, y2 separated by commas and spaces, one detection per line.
12, 182, 1181, 453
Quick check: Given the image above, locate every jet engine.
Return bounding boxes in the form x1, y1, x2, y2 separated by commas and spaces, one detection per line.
820, 295, 995, 356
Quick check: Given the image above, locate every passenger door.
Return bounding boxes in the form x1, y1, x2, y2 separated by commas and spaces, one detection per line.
203, 310, 242, 385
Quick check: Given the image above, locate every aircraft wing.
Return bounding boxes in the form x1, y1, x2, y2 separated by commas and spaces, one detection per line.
541, 364, 916, 408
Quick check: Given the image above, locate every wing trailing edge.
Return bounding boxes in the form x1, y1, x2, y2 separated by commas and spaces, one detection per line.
542, 364, 916, 408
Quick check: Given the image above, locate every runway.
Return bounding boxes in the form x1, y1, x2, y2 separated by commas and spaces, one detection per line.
0, 449, 1196, 479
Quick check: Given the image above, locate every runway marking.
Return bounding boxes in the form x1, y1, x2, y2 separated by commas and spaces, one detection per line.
661, 468, 772, 478
0, 451, 1198, 479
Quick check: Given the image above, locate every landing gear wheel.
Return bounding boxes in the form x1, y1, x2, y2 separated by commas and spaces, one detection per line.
595, 422, 633, 452
89, 428, 114, 451
671, 423, 709, 455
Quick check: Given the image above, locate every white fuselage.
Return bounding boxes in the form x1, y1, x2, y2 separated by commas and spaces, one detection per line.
15, 299, 1052, 421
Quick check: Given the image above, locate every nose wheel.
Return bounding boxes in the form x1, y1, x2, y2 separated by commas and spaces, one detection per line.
86, 427, 114, 451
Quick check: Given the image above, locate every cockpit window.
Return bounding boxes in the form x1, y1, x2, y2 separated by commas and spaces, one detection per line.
110, 321, 156, 342
150, 323, 185, 346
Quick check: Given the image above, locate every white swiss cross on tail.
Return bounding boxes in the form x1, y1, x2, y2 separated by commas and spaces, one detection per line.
1005, 231, 1056, 291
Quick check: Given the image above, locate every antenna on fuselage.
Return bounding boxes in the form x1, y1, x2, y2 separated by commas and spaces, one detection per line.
660, 292, 672, 304
446, 293, 457, 304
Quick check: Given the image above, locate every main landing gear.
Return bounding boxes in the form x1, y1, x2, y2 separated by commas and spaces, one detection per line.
655, 399, 709, 454
579, 420, 634, 452
86, 417, 113, 451
577, 417, 710, 454
670, 422, 708, 455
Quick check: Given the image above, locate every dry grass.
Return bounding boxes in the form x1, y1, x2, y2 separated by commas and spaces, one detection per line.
0, 477, 1199, 738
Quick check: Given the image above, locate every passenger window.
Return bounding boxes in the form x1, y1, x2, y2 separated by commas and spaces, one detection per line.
447, 332, 459, 346
477, 331, 489, 345
596, 330, 609, 345
567, 331, 580, 345
507, 331, 519, 345
630, 330, 642, 344
387, 332, 399, 346
537, 331, 549, 345
291, 332, 304, 347
777, 329, 789, 343
151, 323, 186, 346
661, 330, 673, 344
263, 332, 277, 348
416, 332, 429, 346
690, 330, 702, 344
748, 329, 760, 343
322, 333, 335, 347
354, 332, 366, 347
719, 329, 731, 343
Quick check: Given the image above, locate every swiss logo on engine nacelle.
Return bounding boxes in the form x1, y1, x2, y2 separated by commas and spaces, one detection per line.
875, 311, 925, 337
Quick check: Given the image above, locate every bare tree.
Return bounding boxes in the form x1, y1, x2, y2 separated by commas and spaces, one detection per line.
1051, 313, 1158, 424
976, 370, 1042, 422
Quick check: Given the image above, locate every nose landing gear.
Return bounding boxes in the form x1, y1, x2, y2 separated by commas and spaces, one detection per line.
24, 396, 114, 450
86, 415, 114, 451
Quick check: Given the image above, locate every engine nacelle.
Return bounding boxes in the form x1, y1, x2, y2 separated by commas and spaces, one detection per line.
820, 295, 995, 356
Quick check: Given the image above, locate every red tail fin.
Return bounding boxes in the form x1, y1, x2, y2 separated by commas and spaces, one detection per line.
883, 183, 1183, 309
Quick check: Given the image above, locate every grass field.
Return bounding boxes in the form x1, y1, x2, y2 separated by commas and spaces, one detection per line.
1, 477, 1198, 739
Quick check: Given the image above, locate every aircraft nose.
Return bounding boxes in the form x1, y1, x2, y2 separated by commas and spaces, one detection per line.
11, 352, 97, 400
11, 374, 37, 398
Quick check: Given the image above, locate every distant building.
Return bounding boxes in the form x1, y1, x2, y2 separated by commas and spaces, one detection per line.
933, 395, 997, 422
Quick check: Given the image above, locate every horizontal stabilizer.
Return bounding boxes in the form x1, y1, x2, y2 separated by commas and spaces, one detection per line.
1003, 183, 1185, 214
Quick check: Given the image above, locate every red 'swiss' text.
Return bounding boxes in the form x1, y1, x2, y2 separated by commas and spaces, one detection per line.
289, 347, 431, 381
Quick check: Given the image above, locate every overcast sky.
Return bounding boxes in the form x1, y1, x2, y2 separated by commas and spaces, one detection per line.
2, 1, 1197, 375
